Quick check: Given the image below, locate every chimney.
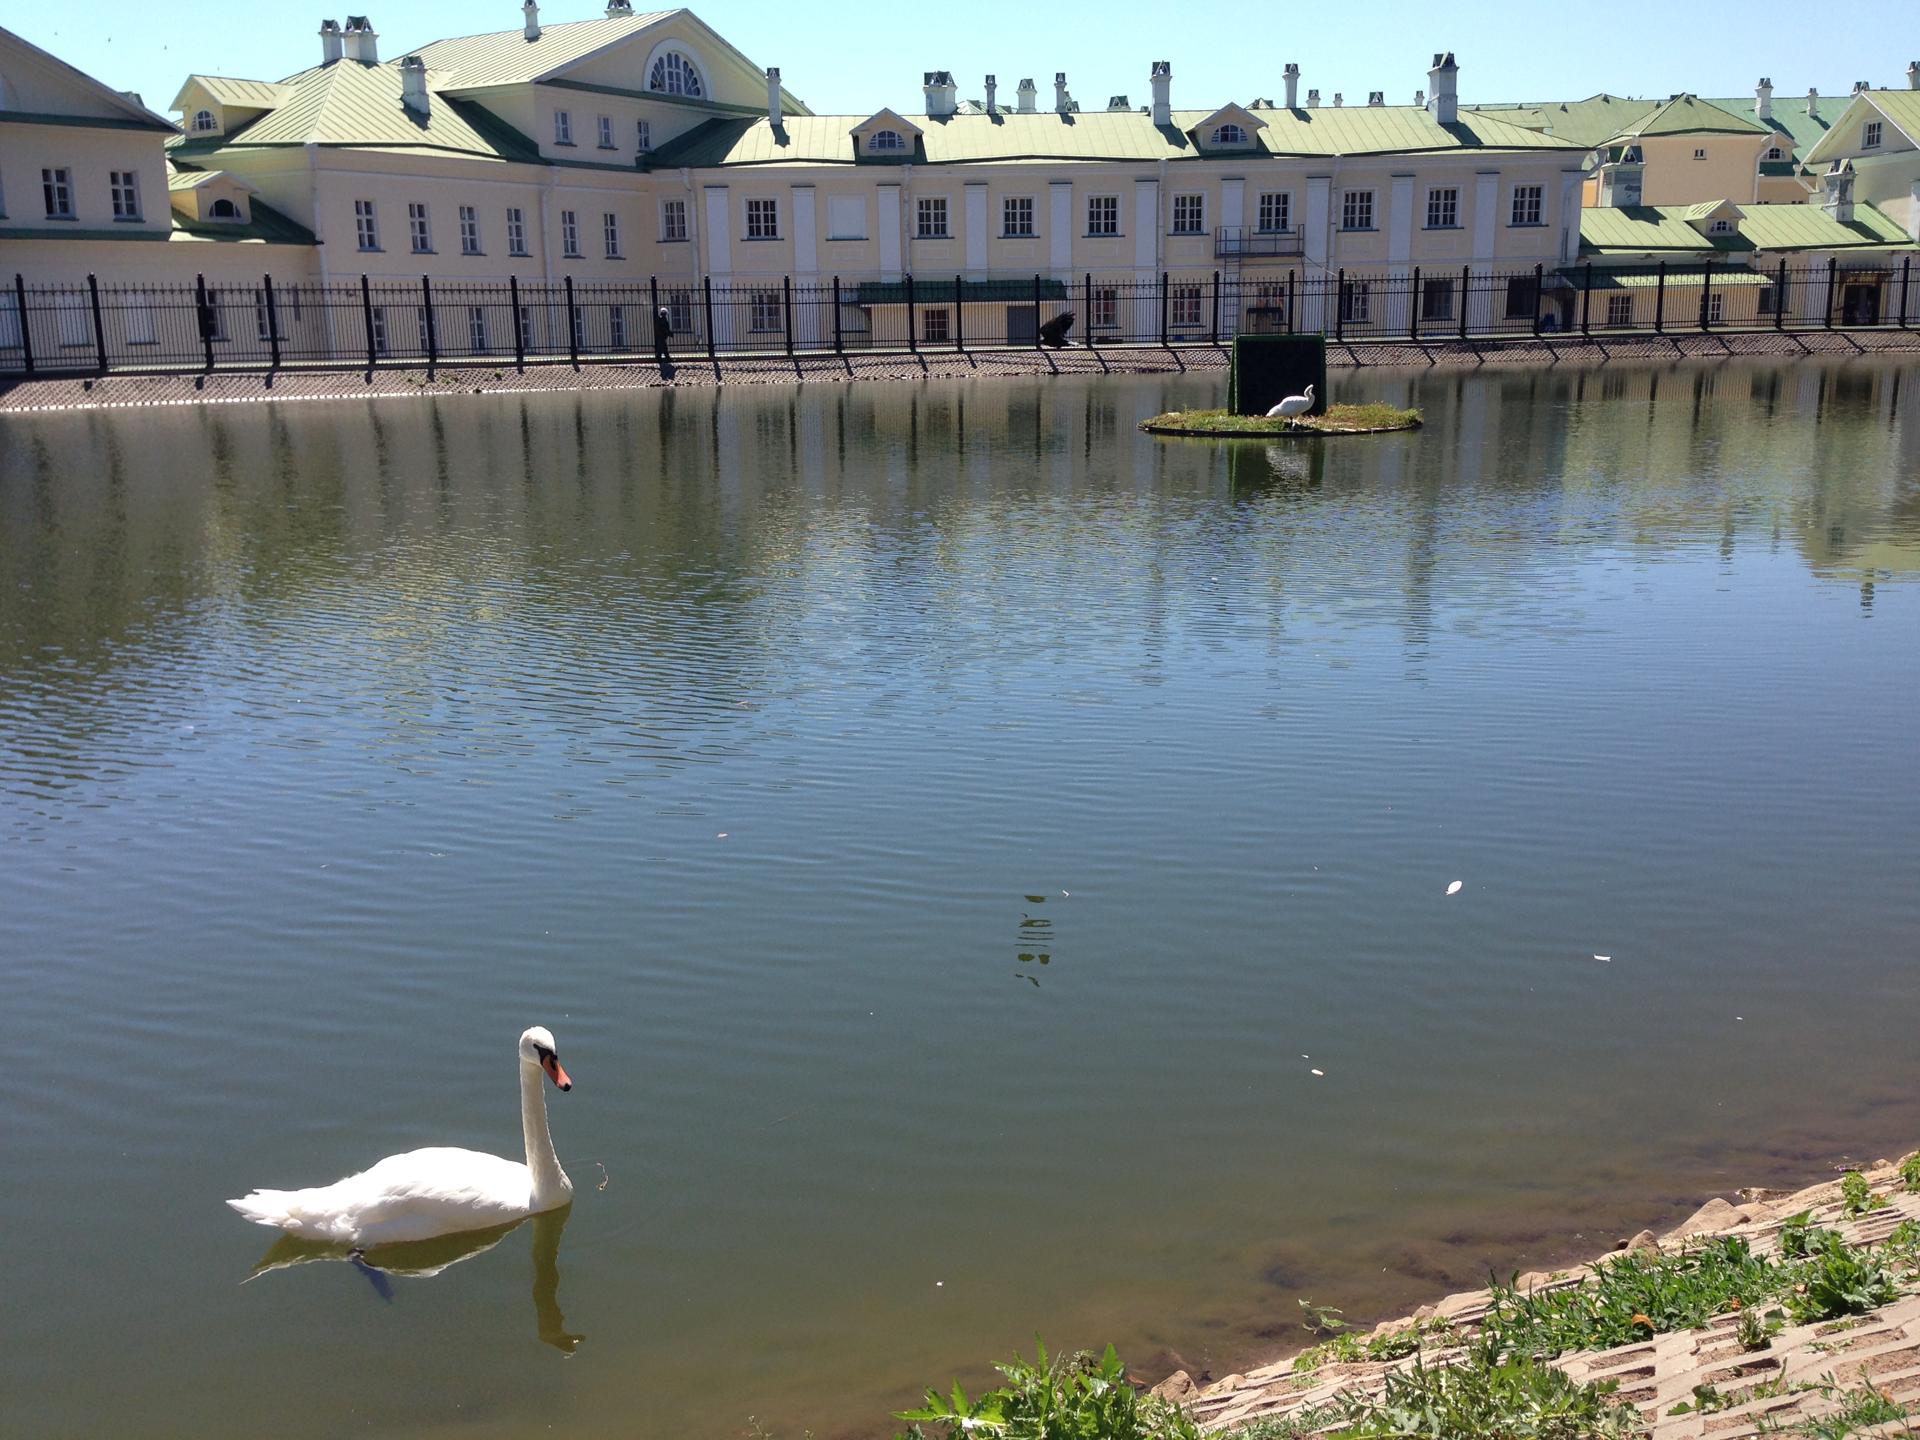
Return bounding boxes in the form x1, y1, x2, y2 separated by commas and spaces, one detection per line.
1054, 72, 1071, 114
1852, 80, 1870, 97
921, 70, 956, 117
1107, 95, 1130, 112
1414, 89, 1425, 106
1283, 62, 1300, 110
1307, 88, 1320, 109
522, 1, 540, 41
1017, 77, 1037, 114
1823, 158, 1856, 223
1426, 52, 1458, 125
1332, 92, 1343, 107
1807, 87, 1819, 117
984, 74, 997, 113
606, 0, 633, 13
1367, 90, 1384, 107
1909, 61, 1920, 90
767, 66, 783, 125
319, 18, 342, 64
400, 55, 429, 116
341, 15, 378, 65
1755, 76, 1773, 121
1149, 60, 1171, 126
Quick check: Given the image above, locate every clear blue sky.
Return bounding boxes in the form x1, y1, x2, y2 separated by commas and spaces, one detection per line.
15, 1, 1896, 120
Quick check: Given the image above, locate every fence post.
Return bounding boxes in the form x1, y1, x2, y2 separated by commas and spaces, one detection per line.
263, 275, 281, 368
1036, 273, 1046, 351
1776, 258, 1788, 331
1287, 269, 1296, 336
421, 275, 439, 369
1531, 263, 1544, 338
1698, 256, 1713, 331
1211, 270, 1221, 345
1085, 272, 1096, 350
1159, 271, 1169, 347
1581, 262, 1593, 335
510, 275, 525, 369
1335, 268, 1346, 342
1409, 266, 1421, 342
1653, 261, 1666, 334
783, 275, 794, 357
563, 275, 579, 366
15, 274, 35, 375
360, 274, 377, 369
955, 275, 966, 353
1458, 265, 1470, 341
1824, 257, 1837, 329
1902, 256, 1912, 330
703, 275, 717, 359
907, 273, 918, 354
87, 273, 109, 374
832, 276, 843, 353
196, 273, 215, 370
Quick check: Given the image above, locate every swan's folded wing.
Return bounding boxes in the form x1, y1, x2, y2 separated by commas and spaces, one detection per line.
316, 1148, 534, 1245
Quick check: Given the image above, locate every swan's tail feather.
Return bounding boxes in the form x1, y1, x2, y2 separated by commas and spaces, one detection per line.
228, 1190, 301, 1230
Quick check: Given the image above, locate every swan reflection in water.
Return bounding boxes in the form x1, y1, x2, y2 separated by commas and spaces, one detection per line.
246, 1203, 583, 1354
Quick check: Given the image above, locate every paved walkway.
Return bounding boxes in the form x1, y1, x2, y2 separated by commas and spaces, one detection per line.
4, 329, 1917, 415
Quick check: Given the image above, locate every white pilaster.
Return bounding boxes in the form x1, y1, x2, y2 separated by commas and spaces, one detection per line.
1133, 177, 1160, 337
1388, 173, 1415, 334
1049, 181, 1073, 275
1302, 175, 1331, 332
703, 184, 732, 276
877, 184, 903, 279
1557, 169, 1582, 265
1468, 170, 1500, 332
964, 182, 989, 279
790, 184, 819, 346
1220, 177, 1246, 233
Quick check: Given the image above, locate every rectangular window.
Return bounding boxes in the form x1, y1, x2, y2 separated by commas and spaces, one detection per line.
355, 198, 379, 251
1505, 275, 1539, 318
750, 288, 782, 332
603, 211, 621, 258
459, 205, 481, 255
1340, 189, 1374, 230
518, 304, 537, 350
1003, 196, 1035, 237
1606, 293, 1633, 327
507, 207, 528, 256
371, 306, 389, 355
417, 308, 431, 354
917, 195, 949, 239
58, 295, 91, 346
1172, 194, 1205, 235
1339, 279, 1371, 323
827, 194, 867, 240
202, 289, 228, 342
1756, 284, 1776, 316
666, 287, 693, 334
408, 201, 432, 253
124, 302, 155, 345
110, 171, 141, 221
1170, 282, 1202, 327
42, 167, 73, 219
597, 115, 615, 149
745, 197, 779, 239
254, 288, 272, 342
636, 119, 652, 153
1420, 276, 1454, 320
661, 198, 687, 242
554, 110, 573, 145
1863, 121, 1882, 149
1087, 195, 1119, 236
1256, 192, 1290, 232
1707, 293, 1724, 324
1092, 285, 1118, 329
1425, 187, 1458, 229
561, 209, 580, 258
921, 306, 950, 343
1510, 185, 1544, 227
610, 304, 627, 349
468, 306, 487, 352
0, 292, 19, 349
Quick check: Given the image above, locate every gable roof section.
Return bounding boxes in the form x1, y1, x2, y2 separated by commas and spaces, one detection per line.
1804, 90, 1920, 165
1464, 94, 1656, 149
1582, 201, 1914, 254
171, 75, 290, 111
1193, 103, 1266, 136
1621, 93, 1773, 140
850, 107, 924, 138
647, 104, 1584, 169
1702, 96, 1833, 158
0, 23, 177, 131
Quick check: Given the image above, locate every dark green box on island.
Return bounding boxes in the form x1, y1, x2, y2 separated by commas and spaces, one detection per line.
1228, 335, 1327, 417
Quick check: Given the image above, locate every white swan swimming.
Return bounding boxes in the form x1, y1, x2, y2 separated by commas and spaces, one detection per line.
228, 1026, 574, 1246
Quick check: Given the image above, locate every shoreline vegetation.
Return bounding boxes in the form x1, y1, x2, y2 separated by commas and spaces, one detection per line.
1140, 405, 1422, 437
880, 1151, 1920, 1440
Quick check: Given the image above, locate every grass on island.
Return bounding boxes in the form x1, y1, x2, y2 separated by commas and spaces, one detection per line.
1143, 403, 1421, 435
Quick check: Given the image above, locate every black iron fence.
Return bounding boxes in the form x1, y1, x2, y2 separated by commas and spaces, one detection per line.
2, 258, 1914, 377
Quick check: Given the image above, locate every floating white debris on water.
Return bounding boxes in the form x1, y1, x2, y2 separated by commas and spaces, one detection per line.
1446, 880, 1463, 896
1594, 954, 1612, 962
1310, 1068, 1325, 1077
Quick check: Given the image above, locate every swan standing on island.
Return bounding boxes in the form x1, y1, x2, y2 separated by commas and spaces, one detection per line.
1266, 384, 1316, 422
228, 1026, 575, 1246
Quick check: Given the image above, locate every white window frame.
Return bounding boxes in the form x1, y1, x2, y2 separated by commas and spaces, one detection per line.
554, 110, 573, 145
660, 198, 687, 242
597, 115, 615, 149
649, 50, 704, 98
370, 306, 389, 355
1764, 145, 1784, 161
868, 129, 906, 153
1693, 147, 1707, 160
459, 204, 481, 255
1256, 191, 1290, 233
1170, 281, 1203, 328
1339, 188, 1374, 231
1091, 285, 1118, 328
507, 207, 528, 256
1420, 276, 1454, 321
408, 201, 432, 254
355, 198, 379, 251
468, 305, 487, 352
745, 197, 779, 240
1339, 279, 1371, 323
603, 210, 621, 258
1605, 292, 1633, 327
192, 108, 218, 133
921, 306, 950, 343
610, 304, 627, 349
110, 170, 142, 221
1087, 195, 1119, 236
1510, 184, 1544, 227
1863, 120, 1882, 149
1212, 123, 1247, 145
749, 288, 782, 332
42, 167, 74, 220
916, 195, 949, 239
1002, 195, 1035, 237
1171, 193, 1205, 235
561, 209, 580, 258
1425, 187, 1458, 229
636, 119, 652, 153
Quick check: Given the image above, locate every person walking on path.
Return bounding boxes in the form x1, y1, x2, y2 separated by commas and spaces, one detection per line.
653, 306, 675, 375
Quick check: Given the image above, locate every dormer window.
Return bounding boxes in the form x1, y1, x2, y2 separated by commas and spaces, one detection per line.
210, 197, 240, 220
649, 50, 703, 98
868, 129, 905, 152
1764, 146, 1783, 160
1709, 218, 1732, 233
192, 109, 218, 132
1212, 123, 1248, 145
1862, 120, 1882, 149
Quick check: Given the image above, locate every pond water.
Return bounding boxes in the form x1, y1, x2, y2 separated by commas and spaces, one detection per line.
3, 358, 1918, 1440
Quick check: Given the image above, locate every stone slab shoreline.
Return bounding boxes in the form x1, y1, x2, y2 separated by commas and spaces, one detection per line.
1167, 1153, 1920, 1438
3, 328, 1917, 416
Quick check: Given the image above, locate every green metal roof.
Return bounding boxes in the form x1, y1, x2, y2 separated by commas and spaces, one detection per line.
171, 196, 316, 246
1621, 93, 1773, 139
405, 12, 678, 88
1463, 94, 1656, 149
854, 278, 1068, 304
1581, 201, 1915, 255
1702, 96, 1833, 158
172, 75, 290, 111
1736, 202, 1912, 250
648, 105, 1584, 169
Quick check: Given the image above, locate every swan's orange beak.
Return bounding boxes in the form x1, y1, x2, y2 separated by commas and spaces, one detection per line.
542, 1053, 572, 1092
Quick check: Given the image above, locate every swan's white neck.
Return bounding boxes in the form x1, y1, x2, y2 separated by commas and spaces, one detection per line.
520, 1061, 572, 1210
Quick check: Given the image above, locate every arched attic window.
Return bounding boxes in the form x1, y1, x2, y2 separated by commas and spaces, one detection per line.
1764, 145, 1784, 160
210, 197, 240, 219
193, 109, 219, 132
648, 50, 703, 98
1213, 123, 1248, 144
868, 129, 905, 152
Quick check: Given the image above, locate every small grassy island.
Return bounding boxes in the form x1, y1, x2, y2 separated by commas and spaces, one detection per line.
1141, 403, 1422, 438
